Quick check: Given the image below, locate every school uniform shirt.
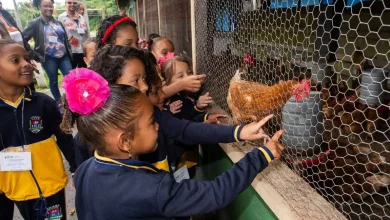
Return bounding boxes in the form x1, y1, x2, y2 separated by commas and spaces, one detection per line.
167, 93, 206, 122
0, 87, 76, 201
165, 93, 208, 172
74, 106, 243, 171
138, 106, 243, 172
74, 146, 274, 220
58, 12, 89, 54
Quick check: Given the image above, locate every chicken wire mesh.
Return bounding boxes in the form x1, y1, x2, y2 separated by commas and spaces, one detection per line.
195, 0, 390, 219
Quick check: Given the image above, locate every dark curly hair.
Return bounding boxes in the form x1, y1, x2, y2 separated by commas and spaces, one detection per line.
142, 50, 159, 95
61, 85, 144, 155
96, 15, 137, 49
33, 0, 54, 9
90, 45, 147, 85
146, 33, 160, 50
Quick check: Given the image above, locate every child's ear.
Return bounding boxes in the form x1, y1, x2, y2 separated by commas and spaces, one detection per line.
83, 57, 89, 66
117, 132, 132, 153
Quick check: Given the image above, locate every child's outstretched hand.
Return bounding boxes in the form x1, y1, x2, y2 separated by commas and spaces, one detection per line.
167, 100, 183, 114
239, 114, 274, 141
181, 74, 206, 92
264, 130, 285, 160
204, 113, 227, 124
196, 92, 213, 109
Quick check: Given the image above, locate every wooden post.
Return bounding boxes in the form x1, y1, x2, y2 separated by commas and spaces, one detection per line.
102, 8, 106, 20
157, 0, 161, 34
143, 0, 146, 39
190, 0, 197, 74
12, 0, 22, 29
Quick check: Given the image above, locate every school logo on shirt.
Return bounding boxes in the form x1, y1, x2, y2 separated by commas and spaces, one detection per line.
46, 204, 63, 220
29, 116, 43, 134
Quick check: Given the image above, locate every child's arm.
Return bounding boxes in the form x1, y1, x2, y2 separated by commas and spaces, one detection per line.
160, 111, 271, 145
46, 98, 77, 173
162, 74, 206, 98
156, 132, 284, 217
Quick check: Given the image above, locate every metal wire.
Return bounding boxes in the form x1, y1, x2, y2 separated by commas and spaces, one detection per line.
195, 0, 390, 219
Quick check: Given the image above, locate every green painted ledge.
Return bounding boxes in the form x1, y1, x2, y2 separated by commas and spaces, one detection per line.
198, 144, 278, 220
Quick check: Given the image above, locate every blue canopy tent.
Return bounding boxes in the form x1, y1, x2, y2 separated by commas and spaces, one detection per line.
270, 0, 373, 9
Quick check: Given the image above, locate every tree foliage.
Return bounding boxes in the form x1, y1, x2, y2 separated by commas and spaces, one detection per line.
9, 0, 119, 32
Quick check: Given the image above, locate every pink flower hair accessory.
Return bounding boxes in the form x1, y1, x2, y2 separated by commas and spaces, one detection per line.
62, 68, 110, 115
157, 52, 176, 69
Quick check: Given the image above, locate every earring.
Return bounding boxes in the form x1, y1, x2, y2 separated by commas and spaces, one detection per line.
128, 149, 132, 158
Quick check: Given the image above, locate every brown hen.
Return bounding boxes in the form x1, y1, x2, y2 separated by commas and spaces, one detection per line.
227, 68, 300, 124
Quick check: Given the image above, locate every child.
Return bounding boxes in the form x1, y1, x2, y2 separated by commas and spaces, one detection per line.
96, 15, 139, 49
61, 69, 285, 219
82, 37, 97, 67
96, 15, 205, 98
146, 32, 160, 50
162, 54, 212, 121
161, 54, 222, 176
0, 39, 76, 220
149, 36, 175, 60
86, 46, 275, 174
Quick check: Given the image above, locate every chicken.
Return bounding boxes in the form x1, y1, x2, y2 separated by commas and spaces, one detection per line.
227, 67, 306, 124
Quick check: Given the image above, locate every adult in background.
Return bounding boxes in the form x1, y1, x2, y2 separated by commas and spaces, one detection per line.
59, 0, 89, 68
119, 8, 127, 16
0, 0, 36, 92
77, 2, 85, 16
24, 0, 73, 105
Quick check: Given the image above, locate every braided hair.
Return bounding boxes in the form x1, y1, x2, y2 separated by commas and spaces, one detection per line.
90, 45, 147, 85
96, 15, 137, 49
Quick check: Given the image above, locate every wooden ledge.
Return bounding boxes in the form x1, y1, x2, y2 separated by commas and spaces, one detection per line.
219, 142, 346, 220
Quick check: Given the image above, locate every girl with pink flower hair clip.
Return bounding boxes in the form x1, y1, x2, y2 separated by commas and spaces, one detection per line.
60, 67, 285, 220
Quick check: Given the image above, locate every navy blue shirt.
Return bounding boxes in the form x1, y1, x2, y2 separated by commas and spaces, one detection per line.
74, 147, 274, 219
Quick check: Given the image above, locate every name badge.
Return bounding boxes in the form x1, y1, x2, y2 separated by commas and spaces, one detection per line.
77, 28, 85, 34
173, 165, 190, 183
49, 36, 58, 43
0, 152, 32, 171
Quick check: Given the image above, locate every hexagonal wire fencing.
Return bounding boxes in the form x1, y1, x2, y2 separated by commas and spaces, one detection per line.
195, 0, 390, 219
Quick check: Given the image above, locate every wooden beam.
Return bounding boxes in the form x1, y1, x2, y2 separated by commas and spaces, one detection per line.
157, 0, 161, 34
190, 0, 197, 74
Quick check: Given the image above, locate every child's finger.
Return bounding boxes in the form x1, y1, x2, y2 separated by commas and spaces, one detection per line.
256, 114, 274, 128
277, 143, 286, 152
214, 114, 227, 119
272, 130, 284, 142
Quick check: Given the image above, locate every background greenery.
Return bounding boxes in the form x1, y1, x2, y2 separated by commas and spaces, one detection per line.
9, 0, 119, 33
